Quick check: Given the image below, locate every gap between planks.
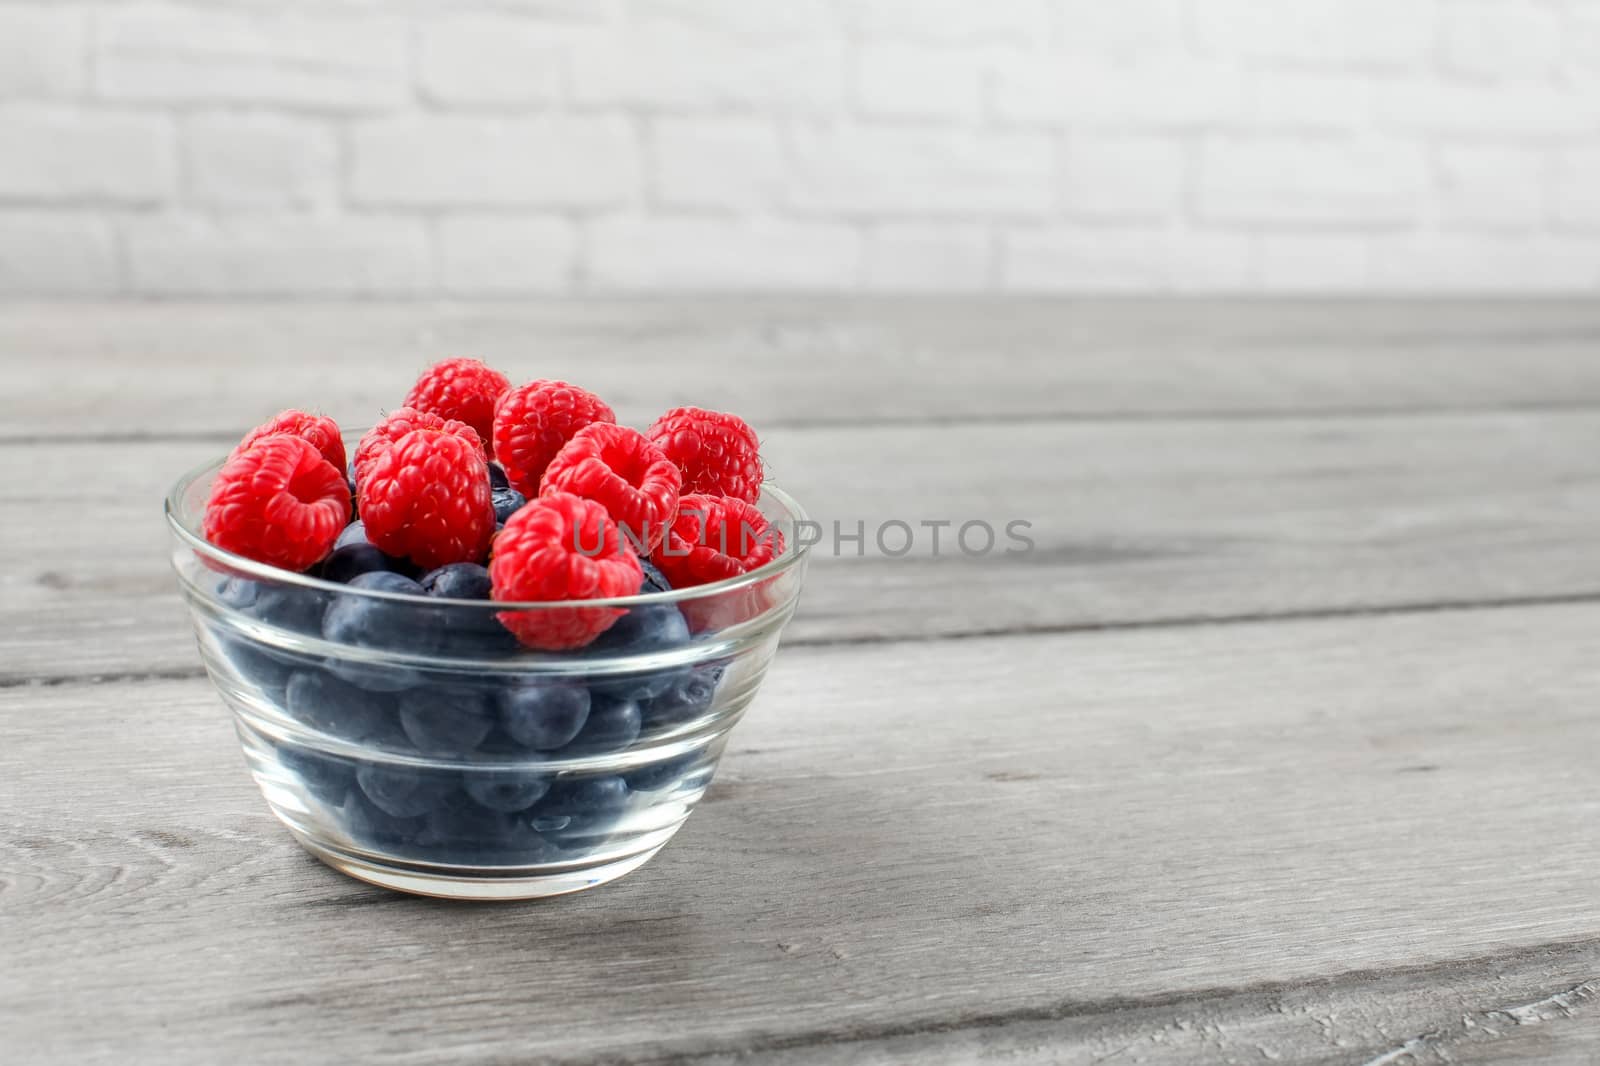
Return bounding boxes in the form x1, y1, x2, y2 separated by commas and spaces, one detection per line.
635, 936, 1600, 1065
9, 589, 1600, 692
11, 399, 1600, 448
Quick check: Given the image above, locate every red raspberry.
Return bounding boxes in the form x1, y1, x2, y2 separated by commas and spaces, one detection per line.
492, 380, 616, 498
402, 358, 511, 450
651, 493, 783, 589
540, 423, 682, 554
353, 406, 482, 489
359, 428, 495, 570
489, 492, 644, 650
232, 409, 347, 476
646, 407, 763, 504
204, 435, 350, 573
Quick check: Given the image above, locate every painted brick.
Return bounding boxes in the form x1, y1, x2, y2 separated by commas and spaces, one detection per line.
587, 217, 859, 288
1551, 149, 1600, 229
0, 212, 118, 295
437, 216, 577, 293
0, 108, 174, 203
1191, 0, 1435, 69
1441, 0, 1562, 79
349, 116, 639, 207
571, 23, 847, 113
853, 45, 986, 122
0, 9, 84, 100
623, 0, 838, 38
1434, 145, 1546, 230
1366, 233, 1599, 290
862, 224, 991, 289
991, 58, 1245, 127
1002, 227, 1252, 290
1054, 0, 1185, 56
185, 114, 338, 209
1060, 135, 1184, 221
125, 217, 429, 295
845, 0, 1051, 42
1198, 138, 1427, 227
417, 16, 569, 105
1376, 81, 1597, 137
652, 118, 785, 211
97, 8, 408, 111
1253, 234, 1371, 290
786, 126, 1055, 217
1243, 70, 1375, 130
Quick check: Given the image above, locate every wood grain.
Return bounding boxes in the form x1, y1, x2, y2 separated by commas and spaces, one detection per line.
6, 299, 1600, 1064
7, 409, 1600, 683
4, 299, 1600, 440
691, 958, 1600, 1065
4, 604, 1600, 1063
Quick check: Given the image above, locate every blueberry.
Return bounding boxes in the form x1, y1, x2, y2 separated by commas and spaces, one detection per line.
213, 573, 322, 634
488, 462, 510, 491
423, 793, 516, 848
463, 767, 552, 812
355, 763, 458, 818
640, 558, 672, 594
214, 574, 261, 610
534, 775, 631, 842
216, 631, 294, 699
277, 745, 356, 804
566, 693, 641, 754
323, 570, 433, 648
333, 521, 369, 553
342, 790, 427, 849
324, 658, 420, 695
322, 572, 438, 690
446, 615, 521, 657
345, 475, 358, 520
624, 751, 709, 794
416, 563, 520, 655
253, 583, 325, 634
322, 543, 394, 585
473, 727, 526, 756
419, 562, 492, 600
398, 685, 496, 755
592, 602, 690, 654
491, 486, 526, 525
208, 575, 321, 685
210, 578, 289, 687
418, 792, 555, 863
497, 682, 590, 751
323, 522, 412, 585
642, 664, 724, 730
587, 602, 692, 699
285, 670, 395, 741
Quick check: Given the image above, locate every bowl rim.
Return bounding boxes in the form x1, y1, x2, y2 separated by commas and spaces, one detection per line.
165, 446, 811, 612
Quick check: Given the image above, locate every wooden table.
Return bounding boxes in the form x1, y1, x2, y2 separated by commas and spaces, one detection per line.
3, 300, 1598, 1064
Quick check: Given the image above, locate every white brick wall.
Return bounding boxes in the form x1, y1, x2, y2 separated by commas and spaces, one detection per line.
0, 0, 1596, 296
0, 8, 84, 100
348, 116, 639, 207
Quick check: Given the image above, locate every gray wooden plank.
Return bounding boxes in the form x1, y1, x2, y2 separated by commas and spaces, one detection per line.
8, 409, 1600, 681
4, 299, 1600, 439
688, 959, 1600, 1065
4, 603, 1600, 1063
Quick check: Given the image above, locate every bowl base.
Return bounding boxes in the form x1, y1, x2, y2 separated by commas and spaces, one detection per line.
293, 833, 666, 901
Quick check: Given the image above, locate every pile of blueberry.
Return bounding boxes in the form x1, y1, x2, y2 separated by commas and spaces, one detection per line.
210, 512, 725, 865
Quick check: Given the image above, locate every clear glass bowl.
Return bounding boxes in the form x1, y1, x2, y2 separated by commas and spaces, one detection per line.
164, 447, 809, 900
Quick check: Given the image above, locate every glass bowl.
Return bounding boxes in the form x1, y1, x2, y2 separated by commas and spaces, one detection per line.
164, 446, 809, 900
